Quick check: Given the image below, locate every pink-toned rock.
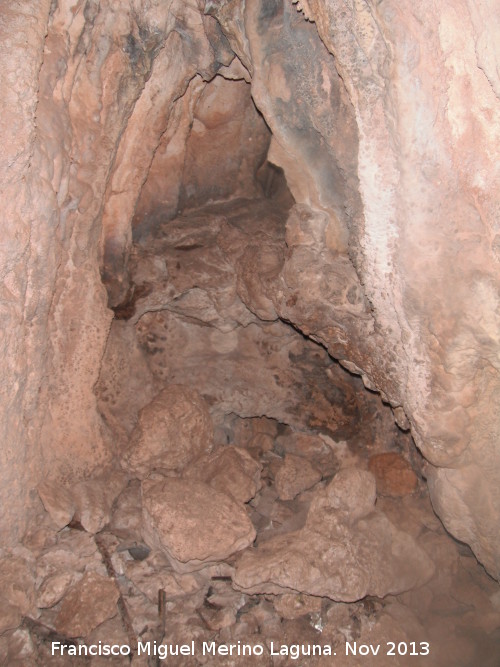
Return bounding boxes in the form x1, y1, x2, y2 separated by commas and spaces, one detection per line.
273, 593, 322, 620
184, 445, 262, 503
37, 571, 75, 609
72, 471, 128, 534
0, 0, 497, 594
235, 243, 283, 320
275, 431, 339, 477
316, 468, 377, 524
107, 479, 143, 541
37, 472, 127, 535
54, 572, 119, 638
141, 478, 256, 571
123, 385, 213, 477
234, 469, 434, 601
126, 558, 200, 605
0, 628, 35, 666
35, 530, 103, 587
368, 453, 418, 497
37, 481, 75, 531
0, 555, 35, 634
274, 453, 322, 501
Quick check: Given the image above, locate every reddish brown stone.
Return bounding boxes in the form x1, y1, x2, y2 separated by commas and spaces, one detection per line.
275, 454, 322, 501
54, 572, 119, 638
369, 453, 418, 498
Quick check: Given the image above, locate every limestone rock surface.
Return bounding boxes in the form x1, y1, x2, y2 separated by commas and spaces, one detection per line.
234, 469, 434, 601
273, 593, 322, 620
275, 431, 338, 477
184, 445, 262, 503
54, 571, 119, 638
37, 482, 75, 531
72, 471, 128, 534
36, 571, 74, 609
142, 478, 256, 571
0, 555, 35, 634
123, 385, 213, 476
275, 453, 322, 501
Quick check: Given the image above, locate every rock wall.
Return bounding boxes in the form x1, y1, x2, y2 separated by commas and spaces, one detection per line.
0, 0, 225, 542
204, 0, 500, 578
287, 0, 500, 578
0, 0, 52, 544
0, 0, 499, 581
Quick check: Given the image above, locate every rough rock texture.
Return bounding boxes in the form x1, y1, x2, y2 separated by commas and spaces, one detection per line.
275, 453, 322, 500
54, 571, 119, 638
234, 469, 435, 600
9, 449, 499, 664
273, 592, 322, 620
37, 482, 75, 531
275, 431, 339, 477
37, 471, 127, 534
135, 74, 270, 233
199, 0, 500, 580
184, 445, 262, 503
36, 571, 75, 609
0, 554, 35, 634
369, 452, 418, 497
123, 385, 214, 477
0, 0, 499, 626
97, 201, 401, 453
141, 477, 256, 571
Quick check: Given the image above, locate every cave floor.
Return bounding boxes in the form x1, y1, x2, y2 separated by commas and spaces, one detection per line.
8, 199, 500, 666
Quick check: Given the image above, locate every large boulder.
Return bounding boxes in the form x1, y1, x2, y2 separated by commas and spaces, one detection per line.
234, 468, 434, 601
123, 385, 213, 477
54, 572, 120, 638
142, 478, 256, 572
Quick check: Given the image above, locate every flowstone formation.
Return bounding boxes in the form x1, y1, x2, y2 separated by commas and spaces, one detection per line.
0, 0, 499, 664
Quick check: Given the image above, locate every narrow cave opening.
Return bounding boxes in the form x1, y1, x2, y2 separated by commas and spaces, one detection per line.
2, 0, 499, 665
88, 72, 499, 665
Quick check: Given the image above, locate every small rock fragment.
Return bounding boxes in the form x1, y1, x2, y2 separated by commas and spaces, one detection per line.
275, 431, 338, 476
311, 467, 377, 524
123, 385, 214, 476
37, 571, 75, 608
72, 470, 128, 534
37, 481, 75, 530
107, 479, 143, 542
273, 592, 322, 619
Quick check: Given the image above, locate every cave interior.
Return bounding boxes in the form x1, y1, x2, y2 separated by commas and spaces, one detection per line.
1, 0, 500, 665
